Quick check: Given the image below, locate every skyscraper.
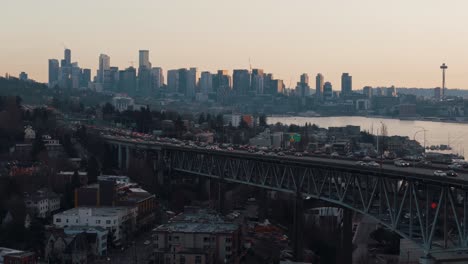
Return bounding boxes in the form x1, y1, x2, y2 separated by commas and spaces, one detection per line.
81, 69, 91, 88
213, 70, 231, 92
251, 69, 264, 94
64, 49, 71, 66
296, 73, 310, 97
98, 54, 110, 83
300, 73, 309, 85
48, 59, 59, 87
341, 73, 352, 95
139, 50, 151, 69
363, 86, 373, 98
118, 67, 137, 94
186, 67, 199, 98
233, 69, 250, 95
151, 67, 164, 90
71, 63, 81, 89
200, 72, 213, 94
324, 82, 333, 99
167, 70, 179, 91
316, 73, 324, 99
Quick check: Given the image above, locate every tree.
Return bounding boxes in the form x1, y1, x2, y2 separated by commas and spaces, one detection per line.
259, 114, 267, 127
239, 119, 249, 129
72, 170, 81, 189
31, 133, 46, 160
198, 113, 205, 125
86, 156, 100, 183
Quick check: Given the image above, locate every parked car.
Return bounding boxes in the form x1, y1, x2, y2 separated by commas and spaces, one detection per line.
433, 170, 447, 177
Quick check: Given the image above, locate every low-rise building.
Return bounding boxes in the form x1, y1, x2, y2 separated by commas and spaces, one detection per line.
153, 208, 241, 264
53, 207, 137, 246
64, 226, 108, 256
112, 95, 135, 112
24, 189, 61, 218
0, 247, 36, 264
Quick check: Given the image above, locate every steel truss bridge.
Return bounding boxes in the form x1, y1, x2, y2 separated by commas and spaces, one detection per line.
105, 138, 468, 257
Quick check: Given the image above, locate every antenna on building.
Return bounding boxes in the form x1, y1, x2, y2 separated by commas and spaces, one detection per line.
249, 57, 252, 72
61, 42, 68, 49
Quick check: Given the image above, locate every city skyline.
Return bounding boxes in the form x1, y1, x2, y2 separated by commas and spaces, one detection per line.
2, 0, 468, 88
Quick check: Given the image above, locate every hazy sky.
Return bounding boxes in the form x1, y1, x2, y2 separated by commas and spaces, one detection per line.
2, 0, 468, 89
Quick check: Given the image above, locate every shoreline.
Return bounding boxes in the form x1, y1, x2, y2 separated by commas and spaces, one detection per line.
268, 114, 468, 125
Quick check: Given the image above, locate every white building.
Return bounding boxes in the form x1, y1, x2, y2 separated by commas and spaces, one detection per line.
24, 126, 36, 142
53, 207, 137, 246
112, 96, 135, 112
200, 71, 212, 94
223, 114, 242, 127
25, 189, 61, 218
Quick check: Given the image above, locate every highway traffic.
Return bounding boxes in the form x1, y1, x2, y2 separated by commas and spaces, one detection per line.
89, 125, 468, 186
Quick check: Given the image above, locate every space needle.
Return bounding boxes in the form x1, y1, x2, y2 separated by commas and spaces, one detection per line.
440, 63, 448, 99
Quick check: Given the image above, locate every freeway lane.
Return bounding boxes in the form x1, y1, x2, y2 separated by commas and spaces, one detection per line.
101, 134, 468, 187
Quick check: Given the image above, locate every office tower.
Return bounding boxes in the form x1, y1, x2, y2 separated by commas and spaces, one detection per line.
64, 49, 71, 66
263, 73, 274, 94
167, 70, 179, 91
316, 73, 324, 99
341, 73, 352, 95
71, 63, 81, 89
81, 69, 91, 88
139, 50, 151, 69
176, 69, 188, 94
200, 71, 213, 94
48, 59, 59, 87
324, 82, 333, 99
434, 87, 441, 100
300, 73, 309, 85
213, 70, 231, 92
97, 54, 110, 83
118, 67, 137, 94
185, 67, 199, 98
386, 86, 397, 97
251, 69, 264, 94
296, 73, 310, 97
151, 67, 164, 90
271, 79, 285, 95
233, 69, 251, 95
19, 72, 28, 81
138, 66, 152, 95
104, 67, 119, 91
363, 86, 373, 98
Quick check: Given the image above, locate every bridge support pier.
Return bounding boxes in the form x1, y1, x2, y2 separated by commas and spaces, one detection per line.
217, 179, 225, 215
292, 193, 304, 262
340, 208, 353, 264
419, 255, 436, 264
117, 144, 122, 169
125, 146, 130, 170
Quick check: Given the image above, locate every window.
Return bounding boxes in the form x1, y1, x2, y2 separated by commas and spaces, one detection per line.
66, 219, 69, 223
203, 237, 209, 242
195, 256, 202, 264
55, 218, 61, 223
225, 246, 231, 252
225, 238, 232, 243
173, 236, 179, 242
96, 220, 101, 224
106, 220, 111, 224
155, 235, 159, 241
180, 256, 185, 264
168, 236, 172, 241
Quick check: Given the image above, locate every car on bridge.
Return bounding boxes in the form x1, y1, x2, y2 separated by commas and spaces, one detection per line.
433, 170, 447, 177
394, 159, 410, 167
367, 161, 380, 168
446, 170, 458, 177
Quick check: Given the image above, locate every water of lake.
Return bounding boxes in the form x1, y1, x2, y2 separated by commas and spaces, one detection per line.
268, 116, 468, 157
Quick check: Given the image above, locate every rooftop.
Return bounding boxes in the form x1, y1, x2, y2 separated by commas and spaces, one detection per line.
154, 222, 238, 234
54, 207, 134, 218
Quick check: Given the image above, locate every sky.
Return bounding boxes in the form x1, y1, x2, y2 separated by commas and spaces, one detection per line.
1, 0, 468, 89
